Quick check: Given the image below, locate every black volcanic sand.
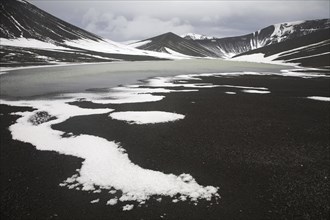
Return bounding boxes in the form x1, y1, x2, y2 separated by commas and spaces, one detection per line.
1, 75, 330, 220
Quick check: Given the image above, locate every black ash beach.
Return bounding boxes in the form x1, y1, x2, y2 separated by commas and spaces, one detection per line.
1, 61, 330, 220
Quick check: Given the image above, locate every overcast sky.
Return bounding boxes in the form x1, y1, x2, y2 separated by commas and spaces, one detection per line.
30, 0, 330, 42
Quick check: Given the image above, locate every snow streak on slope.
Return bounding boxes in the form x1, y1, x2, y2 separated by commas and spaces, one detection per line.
129, 40, 152, 48
0, 38, 70, 51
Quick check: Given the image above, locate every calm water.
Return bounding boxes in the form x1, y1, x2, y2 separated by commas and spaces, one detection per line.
0, 59, 287, 99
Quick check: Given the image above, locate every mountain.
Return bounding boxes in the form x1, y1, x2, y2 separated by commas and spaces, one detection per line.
0, 0, 177, 68
232, 28, 330, 68
134, 19, 330, 67
130, 32, 218, 57
193, 19, 330, 58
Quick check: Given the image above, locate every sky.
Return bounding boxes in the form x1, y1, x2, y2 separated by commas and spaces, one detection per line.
30, 0, 330, 42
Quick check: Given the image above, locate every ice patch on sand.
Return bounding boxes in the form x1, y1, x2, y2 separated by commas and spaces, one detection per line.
90, 199, 100, 204
122, 204, 134, 211
307, 96, 330, 102
110, 111, 185, 124
107, 198, 118, 206
219, 85, 268, 90
242, 89, 271, 94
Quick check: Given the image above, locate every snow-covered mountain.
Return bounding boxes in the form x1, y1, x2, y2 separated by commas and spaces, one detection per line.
132, 32, 218, 57
134, 19, 330, 67
193, 19, 330, 58
180, 33, 215, 40
232, 28, 330, 68
0, 0, 182, 67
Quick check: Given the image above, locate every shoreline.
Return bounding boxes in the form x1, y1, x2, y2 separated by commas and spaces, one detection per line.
0, 59, 290, 100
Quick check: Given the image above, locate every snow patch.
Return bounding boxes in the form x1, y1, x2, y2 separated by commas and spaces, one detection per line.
164, 47, 192, 58
231, 53, 293, 66
307, 96, 330, 102
0, 38, 70, 50
129, 40, 152, 48
122, 204, 134, 211
181, 33, 215, 40
280, 69, 329, 78
242, 90, 271, 94
106, 198, 118, 206
110, 111, 185, 124
90, 199, 100, 204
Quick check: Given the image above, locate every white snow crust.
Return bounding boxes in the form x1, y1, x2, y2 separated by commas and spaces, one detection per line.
0, 38, 70, 50
110, 111, 185, 124
307, 96, 330, 101
242, 89, 271, 94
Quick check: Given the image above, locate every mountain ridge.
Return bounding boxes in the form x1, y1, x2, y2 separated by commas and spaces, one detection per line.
1, 0, 329, 69
134, 19, 330, 67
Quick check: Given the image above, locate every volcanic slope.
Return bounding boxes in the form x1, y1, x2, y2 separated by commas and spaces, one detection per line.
232, 28, 330, 68
133, 19, 330, 67
193, 19, 330, 58
0, 0, 173, 67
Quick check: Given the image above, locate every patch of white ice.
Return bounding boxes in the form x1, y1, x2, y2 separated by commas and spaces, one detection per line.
242, 89, 270, 94
307, 96, 330, 102
110, 111, 185, 124
106, 198, 118, 206
122, 204, 134, 211
90, 199, 100, 204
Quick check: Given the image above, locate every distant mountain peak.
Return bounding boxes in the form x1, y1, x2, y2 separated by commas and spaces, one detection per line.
181, 33, 215, 40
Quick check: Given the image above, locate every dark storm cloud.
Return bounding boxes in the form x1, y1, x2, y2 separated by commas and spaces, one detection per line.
29, 0, 330, 41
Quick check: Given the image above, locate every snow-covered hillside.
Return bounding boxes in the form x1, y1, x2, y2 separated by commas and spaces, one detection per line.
233, 28, 330, 68
134, 19, 330, 68
193, 19, 330, 59
0, 0, 187, 68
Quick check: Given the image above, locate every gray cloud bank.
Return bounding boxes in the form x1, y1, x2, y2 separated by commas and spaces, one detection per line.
30, 0, 330, 41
